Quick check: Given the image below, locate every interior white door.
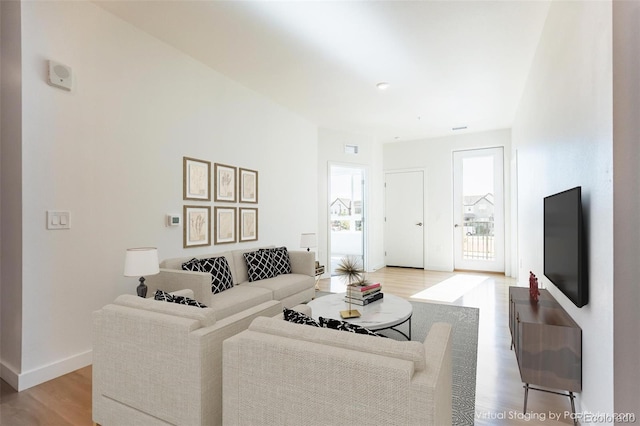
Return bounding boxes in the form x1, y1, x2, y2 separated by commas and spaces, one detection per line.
385, 171, 424, 268
453, 147, 505, 272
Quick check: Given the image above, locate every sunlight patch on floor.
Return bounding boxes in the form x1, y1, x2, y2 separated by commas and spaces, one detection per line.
411, 274, 489, 303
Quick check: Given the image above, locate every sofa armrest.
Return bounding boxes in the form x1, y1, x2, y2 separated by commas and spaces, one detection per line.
288, 250, 315, 277
273, 303, 311, 320
145, 268, 211, 304
419, 322, 453, 425
190, 300, 282, 424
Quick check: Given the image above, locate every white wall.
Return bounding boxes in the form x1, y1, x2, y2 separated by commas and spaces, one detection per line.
5, 1, 317, 390
0, 0, 24, 390
512, 0, 613, 416
383, 129, 511, 272
612, 0, 640, 416
318, 128, 384, 273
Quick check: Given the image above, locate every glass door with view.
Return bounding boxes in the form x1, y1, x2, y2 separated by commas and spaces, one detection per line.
329, 165, 365, 276
453, 147, 505, 272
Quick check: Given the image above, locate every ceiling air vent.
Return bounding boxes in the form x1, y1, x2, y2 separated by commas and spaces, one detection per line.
344, 144, 359, 154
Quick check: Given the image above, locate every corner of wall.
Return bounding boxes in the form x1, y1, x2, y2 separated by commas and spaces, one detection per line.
0, 0, 23, 388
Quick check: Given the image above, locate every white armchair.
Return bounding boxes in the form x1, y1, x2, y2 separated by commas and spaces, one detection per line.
92, 293, 282, 426
223, 316, 453, 425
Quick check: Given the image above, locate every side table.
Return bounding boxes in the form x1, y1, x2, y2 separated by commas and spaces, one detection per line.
314, 264, 325, 290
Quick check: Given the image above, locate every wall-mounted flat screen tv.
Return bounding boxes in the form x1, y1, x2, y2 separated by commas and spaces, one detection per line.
543, 186, 588, 308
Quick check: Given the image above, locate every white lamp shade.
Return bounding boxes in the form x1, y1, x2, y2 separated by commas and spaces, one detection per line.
300, 233, 317, 249
124, 247, 160, 277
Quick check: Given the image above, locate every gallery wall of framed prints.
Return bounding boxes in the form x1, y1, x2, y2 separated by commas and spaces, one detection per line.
181, 157, 259, 248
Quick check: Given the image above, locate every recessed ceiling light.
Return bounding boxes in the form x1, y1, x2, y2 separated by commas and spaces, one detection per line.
376, 82, 390, 90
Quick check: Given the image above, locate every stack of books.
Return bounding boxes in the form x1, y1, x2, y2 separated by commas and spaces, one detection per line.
344, 283, 384, 306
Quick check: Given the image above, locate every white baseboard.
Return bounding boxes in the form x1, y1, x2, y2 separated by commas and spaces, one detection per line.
2, 350, 92, 391
425, 264, 454, 272
368, 263, 386, 272
0, 361, 20, 390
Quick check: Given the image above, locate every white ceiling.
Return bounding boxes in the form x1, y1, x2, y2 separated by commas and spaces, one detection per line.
94, 0, 551, 143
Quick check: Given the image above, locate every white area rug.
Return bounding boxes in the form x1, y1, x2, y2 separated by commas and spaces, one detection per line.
411, 274, 489, 302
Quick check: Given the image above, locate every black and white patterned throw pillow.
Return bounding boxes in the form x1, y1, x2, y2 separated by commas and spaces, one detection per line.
283, 307, 320, 327
181, 258, 203, 272
198, 257, 234, 295
154, 289, 208, 308
263, 247, 292, 276
319, 316, 385, 337
243, 250, 276, 282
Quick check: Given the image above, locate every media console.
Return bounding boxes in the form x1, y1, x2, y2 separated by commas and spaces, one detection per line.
508, 287, 582, 421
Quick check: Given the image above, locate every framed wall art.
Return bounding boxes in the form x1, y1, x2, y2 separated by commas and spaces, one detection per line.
239, 168, 258, 204
214, 163, 237, 202
183, 157, 211, 201
239, 208, 258, 242
183, 205, 211, 248
214, 206, 237, 244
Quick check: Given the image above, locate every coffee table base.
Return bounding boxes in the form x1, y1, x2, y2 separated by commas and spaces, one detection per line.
372, 314, 412, 340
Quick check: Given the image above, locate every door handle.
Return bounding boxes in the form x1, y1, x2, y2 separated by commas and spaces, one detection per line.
416, 222, 423, 226
454, 224, 460, 228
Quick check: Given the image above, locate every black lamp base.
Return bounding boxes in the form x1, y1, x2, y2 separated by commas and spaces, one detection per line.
137, 276, 148, 298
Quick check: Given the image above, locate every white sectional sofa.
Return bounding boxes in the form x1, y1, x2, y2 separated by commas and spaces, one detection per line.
223, 317, 453, 425
145, 246, 316, 319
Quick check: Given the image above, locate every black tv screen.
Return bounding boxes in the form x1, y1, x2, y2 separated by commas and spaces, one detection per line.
543, 187, 588, 307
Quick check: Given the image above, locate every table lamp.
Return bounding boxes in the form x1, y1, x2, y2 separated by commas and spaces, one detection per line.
300, 233, 317, 252
124, 247, 159, 298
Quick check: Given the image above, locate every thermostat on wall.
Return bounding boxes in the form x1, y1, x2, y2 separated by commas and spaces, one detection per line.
166, 214, 181, 227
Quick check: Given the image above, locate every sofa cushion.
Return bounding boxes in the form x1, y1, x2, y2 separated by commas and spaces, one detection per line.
231, 246, 276, 283
283, 307, 320, 327
319, 316, 385, 337
246, 273, 314, 301
207, 285, 273, 321
263, 247, 292, 276
198, 256, 234, 294
244, 250, 276, 282
113, 294, 216, 327
164, 252, 239, 283
154, 289, 208, 308
181, 257, 203, 272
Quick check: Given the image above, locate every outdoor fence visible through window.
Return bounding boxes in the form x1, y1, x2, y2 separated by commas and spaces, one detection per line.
462, 220, 495, 260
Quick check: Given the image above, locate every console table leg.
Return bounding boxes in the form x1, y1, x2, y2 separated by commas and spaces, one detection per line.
569, 392, 577, 426
522, 385, 578, 424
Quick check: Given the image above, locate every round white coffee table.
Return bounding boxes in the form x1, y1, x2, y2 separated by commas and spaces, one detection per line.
307, 293, 413, 340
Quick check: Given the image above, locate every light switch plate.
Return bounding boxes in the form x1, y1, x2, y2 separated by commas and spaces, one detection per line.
47, 211, 70, 230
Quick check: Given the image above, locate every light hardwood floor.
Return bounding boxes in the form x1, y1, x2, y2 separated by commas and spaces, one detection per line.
319, 268, 575, 425
1, 267, 576, 425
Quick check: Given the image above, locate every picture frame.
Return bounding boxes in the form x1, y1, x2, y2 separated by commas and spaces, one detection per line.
239, 168, 258, 203
214, 206, 237, 244
183, 205, 211, 248
214, 163, 237, 202
239, 208, 258, 242
183, 157, 211, 201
